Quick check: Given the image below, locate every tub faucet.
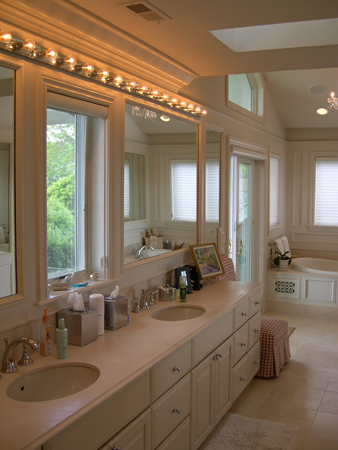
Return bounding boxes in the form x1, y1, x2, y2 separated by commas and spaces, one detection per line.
1, 337, 40, 374
135, 245, 155, 260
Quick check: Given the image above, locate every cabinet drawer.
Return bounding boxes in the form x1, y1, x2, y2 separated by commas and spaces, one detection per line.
233, 299, 249, 331
151, 340, 191, 401
232, 355, 248, 401
248, 341, 260, 381
233, 322, 249, 366
248, 312, 261, 349
192, 310, 233, 367
156, 416, 190, 450
46, 371, 150, 450
248, 289, 262, 318
151, 374, 190, 449
99, 408, 151, 450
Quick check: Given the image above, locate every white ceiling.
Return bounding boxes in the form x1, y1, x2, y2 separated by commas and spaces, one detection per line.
36, 1, 338, 128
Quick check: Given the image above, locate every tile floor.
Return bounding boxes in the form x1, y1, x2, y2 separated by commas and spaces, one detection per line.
229, 313, 338, 450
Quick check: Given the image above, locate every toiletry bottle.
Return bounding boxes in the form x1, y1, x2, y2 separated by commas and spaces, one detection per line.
40, 308, 53, 356
56, 318, 68, 359
179, 276, 187, 302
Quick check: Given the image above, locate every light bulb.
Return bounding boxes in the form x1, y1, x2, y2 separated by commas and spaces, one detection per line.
82, 63, 95, 76
114, 75, 123, 83
45, 48, 58, 60
64, 55, 76, 67
23, 39, 36, 52
0, 31, 12, 43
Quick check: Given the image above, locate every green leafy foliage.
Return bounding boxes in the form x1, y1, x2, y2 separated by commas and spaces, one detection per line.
273, 248, 292, 267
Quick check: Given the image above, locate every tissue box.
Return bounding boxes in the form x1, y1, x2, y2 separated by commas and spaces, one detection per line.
104, 295, 128, 330
58, 307, 98, 346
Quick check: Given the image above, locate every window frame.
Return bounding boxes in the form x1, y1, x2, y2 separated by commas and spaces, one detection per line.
36, 74, 115, 304
314, 157, 338, 227
226, 73, 265, 124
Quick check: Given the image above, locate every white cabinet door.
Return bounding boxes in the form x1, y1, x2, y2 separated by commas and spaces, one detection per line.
213, 337, 232, 426
190, 337, 233, 450
232, 355, 248, 400
100, 409, 151, 450
190, 353, 214, 450
156, 416, 190, 450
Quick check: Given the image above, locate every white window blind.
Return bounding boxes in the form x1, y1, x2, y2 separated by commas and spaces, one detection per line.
269, 157, 279, 227
206, 159, 219, 222
124, 159, 130, 219
315, 158, 338, 225
171, 160, 196, 221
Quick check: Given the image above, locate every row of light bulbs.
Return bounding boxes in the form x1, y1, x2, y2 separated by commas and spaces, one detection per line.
0, 30, 207, 117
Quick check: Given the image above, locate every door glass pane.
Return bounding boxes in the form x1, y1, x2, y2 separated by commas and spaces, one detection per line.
237, 162, 252, 282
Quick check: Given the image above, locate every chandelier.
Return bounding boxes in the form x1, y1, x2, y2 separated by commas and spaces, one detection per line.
327, 91, 338, 110
131, 106, 157, 122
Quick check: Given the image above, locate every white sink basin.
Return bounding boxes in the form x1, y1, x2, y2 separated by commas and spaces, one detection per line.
151, 305, 206, 321
7, 363, 100, 402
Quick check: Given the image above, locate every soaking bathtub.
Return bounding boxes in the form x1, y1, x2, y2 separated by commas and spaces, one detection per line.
268, 257, 338, 306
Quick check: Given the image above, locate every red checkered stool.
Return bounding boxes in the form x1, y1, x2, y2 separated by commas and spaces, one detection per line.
256, 316, 291, 378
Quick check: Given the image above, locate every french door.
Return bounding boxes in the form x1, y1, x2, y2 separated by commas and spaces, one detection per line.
229, 156, 254, 282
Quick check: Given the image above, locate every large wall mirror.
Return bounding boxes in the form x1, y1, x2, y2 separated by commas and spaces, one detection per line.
124, 102, 198, 264
0, 65, 16, 298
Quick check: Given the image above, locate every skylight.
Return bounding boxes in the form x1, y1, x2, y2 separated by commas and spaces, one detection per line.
210, 18, 338, 53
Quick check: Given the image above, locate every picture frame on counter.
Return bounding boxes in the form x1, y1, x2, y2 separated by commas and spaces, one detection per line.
189, 243, 225, 280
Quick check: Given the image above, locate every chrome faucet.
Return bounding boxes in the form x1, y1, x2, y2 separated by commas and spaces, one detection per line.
140, 285, 169, 309
1, 337, 40, 374
135, 245, 155, 261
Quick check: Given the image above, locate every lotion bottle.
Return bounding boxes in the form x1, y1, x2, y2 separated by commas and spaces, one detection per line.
40, 308, 53, 356
56, 318, 68, 359
179, 276, 187, 302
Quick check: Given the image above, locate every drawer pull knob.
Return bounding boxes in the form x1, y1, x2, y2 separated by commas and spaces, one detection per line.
109, 446, 121, 450
172, 407, 181, 414
255, 301, 261, 305
173, 366, 181, 373
213, 353, 222, 361
254, 329, 260, 333
254, 361, 259, 365
241, 312, 248, 317
240, 342, 246, 347
240, 377, 246, 381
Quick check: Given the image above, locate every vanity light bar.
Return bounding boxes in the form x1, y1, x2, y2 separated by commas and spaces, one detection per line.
0, 30, 207, 117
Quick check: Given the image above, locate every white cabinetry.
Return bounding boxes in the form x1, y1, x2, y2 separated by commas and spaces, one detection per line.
190, 337, 232, 450
99, 409, 151, 450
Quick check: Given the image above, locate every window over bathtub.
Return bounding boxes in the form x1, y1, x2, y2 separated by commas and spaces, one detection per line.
46, 92, 108, 284
268, 150, 283, 237
315, 157, 338, 226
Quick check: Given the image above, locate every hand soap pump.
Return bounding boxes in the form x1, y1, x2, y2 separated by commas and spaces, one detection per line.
56, 318, 68, 359
40, 308, 53, 356
179, 276, 187, 302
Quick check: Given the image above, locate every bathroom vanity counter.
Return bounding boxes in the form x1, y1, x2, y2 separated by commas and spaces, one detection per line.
0, 279, 262, 450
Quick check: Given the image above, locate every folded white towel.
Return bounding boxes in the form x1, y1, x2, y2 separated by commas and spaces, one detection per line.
274, 238, 284, 255
281, 236, 291, 257
0, 226, 5, 244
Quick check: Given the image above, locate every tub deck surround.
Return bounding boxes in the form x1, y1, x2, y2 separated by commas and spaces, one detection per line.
0, 280, 262, 450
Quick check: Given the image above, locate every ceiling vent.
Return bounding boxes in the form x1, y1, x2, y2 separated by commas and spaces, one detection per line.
120, 1, 172, 22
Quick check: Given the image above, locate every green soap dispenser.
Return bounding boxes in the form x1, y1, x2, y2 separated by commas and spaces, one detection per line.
56, 318, 68, 359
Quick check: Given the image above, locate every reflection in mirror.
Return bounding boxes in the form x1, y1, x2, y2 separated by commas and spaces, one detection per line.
205, 130, 220, 245
0, 65, 16, 297
124, 152, 146, 221
124, 102, 197, 264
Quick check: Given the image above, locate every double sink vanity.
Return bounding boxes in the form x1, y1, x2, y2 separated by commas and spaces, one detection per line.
0, 279, 262, 450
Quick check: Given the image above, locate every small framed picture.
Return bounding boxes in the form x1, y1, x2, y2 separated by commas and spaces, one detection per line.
189, 243, 224, 280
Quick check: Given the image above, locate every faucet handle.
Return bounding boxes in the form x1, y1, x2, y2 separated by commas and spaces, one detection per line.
131, 299, 142, 314
18, 344, 35, 366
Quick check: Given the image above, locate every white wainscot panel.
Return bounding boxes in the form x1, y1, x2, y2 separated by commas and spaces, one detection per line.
304, 277, 336, 303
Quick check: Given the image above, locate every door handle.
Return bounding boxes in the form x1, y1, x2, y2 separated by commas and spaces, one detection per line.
236, 239, 243, 255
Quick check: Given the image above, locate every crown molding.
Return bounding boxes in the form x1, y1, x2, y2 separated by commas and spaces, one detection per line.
0, 0, 198, 92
